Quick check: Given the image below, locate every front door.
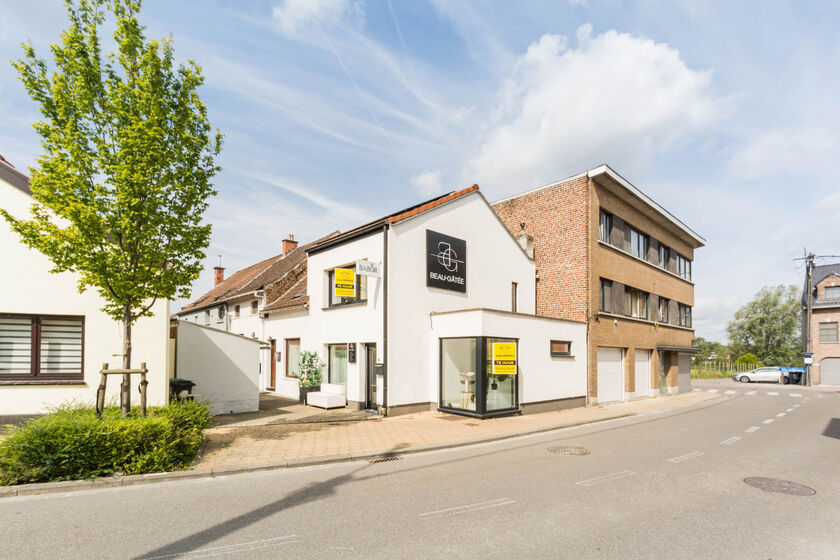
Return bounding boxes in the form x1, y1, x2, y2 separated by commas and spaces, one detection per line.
366, 343, 377, 409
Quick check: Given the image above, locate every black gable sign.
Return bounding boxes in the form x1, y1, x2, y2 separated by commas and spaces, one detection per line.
426, 230, 466, 293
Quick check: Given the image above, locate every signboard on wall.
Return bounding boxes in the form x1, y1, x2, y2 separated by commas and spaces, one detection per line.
356, 260, 381, 277
334, 268, 356, 298
348, 343, 356, 363
492, 343, 517, 375
426, 230, 466, 292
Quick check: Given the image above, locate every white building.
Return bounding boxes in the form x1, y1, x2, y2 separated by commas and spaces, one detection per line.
0, 156, 169, 416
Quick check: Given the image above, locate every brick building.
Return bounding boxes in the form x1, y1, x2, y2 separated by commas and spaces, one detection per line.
803, 264, 840, 385
493, 165, 705, 404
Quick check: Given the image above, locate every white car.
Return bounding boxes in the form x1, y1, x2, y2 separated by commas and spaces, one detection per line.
732, 367, 784, 384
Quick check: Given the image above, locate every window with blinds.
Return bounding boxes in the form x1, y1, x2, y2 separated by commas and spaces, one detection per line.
0, 315, 84, 381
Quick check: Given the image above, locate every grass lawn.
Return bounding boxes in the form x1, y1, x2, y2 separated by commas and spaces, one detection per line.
691, 370, 735, 379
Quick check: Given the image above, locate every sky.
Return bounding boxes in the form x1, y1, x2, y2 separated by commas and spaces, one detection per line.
1, 0, 839, 342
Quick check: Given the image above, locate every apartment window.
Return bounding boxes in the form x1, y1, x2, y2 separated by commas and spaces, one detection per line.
328, 266, 368, 307
286, 338, 301, 377
819, 322, 838, 343
251, 300, 258, 314
600, 279, 613, 313
0, 315, 84, 381
659, 244, 670, 269
629, 227, 648, 260
624, 288, 648, 319
658, 298, 670, 323
511, 282, 518, 313
825, 286, 840, 300
678, 304, 692, 327
550, 340, 572, 357
234, 305, 240, 317
599, 211, 612, 243
676, 254, 692, 281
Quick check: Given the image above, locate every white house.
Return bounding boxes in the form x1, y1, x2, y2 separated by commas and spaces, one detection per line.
0, 155, 170, 416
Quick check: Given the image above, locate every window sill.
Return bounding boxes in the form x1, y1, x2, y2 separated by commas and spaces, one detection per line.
598, 241, 694, 285
596, 312, 694, 331
322, 301, 368, 311
550, 354, 575, 358
0, 380, 87, 386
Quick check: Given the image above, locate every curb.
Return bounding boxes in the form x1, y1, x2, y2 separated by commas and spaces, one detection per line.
0, 393, 723, 499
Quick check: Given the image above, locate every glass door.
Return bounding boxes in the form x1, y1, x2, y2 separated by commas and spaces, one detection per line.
328, 344, 348, 386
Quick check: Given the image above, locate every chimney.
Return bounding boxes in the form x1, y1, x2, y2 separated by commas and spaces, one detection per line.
213, 255, 225, 286
518, 223, 534, 259
282, 234, 298, 256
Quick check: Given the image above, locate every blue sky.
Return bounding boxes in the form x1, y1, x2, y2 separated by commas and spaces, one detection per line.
2, 0, 839, 341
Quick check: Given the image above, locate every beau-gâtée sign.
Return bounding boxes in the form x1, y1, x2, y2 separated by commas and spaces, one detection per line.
426, 230, 466, 293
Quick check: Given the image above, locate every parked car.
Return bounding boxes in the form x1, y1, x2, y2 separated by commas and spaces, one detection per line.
733, 367, 785, 384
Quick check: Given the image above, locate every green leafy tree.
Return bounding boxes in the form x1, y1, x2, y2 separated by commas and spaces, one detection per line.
726, 285, 801, 366
692, 337, 730, 363
1, 0, 222, 416
734, 353, 761, 367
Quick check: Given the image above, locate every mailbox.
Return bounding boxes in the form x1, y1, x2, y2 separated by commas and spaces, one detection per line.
374, 363, 385, 377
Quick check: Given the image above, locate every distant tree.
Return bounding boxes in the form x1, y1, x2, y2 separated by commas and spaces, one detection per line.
692, 337, 730, 363
734, 353, 761, 367
1, 0, 222, 416
726, 285, 801, 366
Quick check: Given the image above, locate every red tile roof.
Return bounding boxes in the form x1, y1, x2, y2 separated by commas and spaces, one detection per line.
387, 185, 478, 224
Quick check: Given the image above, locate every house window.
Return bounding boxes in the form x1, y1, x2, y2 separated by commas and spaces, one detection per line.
511, 282, 518, 313
658, 298, 670, 323
251, 300, 258, 314
819, 322, 838, 343
676, 254, 692, 281
659, 244, 670, 269
624, 288, 648, 319
234, 305, 240, 317
825, 286, 840, 300
550, 340, 572, 356
328, 266, 368, 307
286, 338, 301, 377
678, 304, 692, 327
0, 315, 84, 381
629, 227, 648, 260
328, 343, 348, 385
600, 279, 612, 313
599, 211, 612, 243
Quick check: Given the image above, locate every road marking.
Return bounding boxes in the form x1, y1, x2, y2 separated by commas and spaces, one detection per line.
720, 436, 741, 445
420, 498, 516, 518
767, 391, 779, 396
790, 393, 802, 397
793, 404, 801, 408
577, 470, 636, 487
762, 419, 774, 424
707, 389, 720, 393
776, 412, 786, 417
746, 426, 760, 433
725, 390, 737, 395
817, 394, 824, 399
786, 408, 794, 412
137, 536, 299, 560
745, 390, 757, 395
667, 451, 704, 463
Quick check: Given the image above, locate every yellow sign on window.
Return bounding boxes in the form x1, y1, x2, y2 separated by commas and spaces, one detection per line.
492, 342, 517, 375
334, 268, 356, 298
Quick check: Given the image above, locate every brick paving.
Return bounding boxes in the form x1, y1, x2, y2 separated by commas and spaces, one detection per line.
197, 391, 718, 469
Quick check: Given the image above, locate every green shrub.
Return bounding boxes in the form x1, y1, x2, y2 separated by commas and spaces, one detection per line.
0, 401, 210, 486
735, 353, 761, 367
297, 351, 325, 388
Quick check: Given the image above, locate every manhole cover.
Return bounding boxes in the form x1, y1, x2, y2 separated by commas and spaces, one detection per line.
744, 477, 815, 496
547, 446, 590, 456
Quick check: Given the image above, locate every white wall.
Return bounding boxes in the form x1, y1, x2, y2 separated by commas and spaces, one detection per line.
1, 180, 170, 415
430, 309, 587, 406
174, 320, 261, 414
263, 309, 309, 399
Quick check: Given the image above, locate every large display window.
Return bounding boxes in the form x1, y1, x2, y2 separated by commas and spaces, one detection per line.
439, 337, 519, 418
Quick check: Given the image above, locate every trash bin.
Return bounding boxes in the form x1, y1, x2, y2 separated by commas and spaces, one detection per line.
169, 378, 196, 401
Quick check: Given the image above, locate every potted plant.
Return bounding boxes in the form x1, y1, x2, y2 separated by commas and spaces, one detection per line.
297, 351, 324, 404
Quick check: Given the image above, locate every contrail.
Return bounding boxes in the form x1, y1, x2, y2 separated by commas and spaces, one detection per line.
387, 0, 419, 89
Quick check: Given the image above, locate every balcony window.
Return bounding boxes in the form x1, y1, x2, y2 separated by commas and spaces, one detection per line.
599, 211, 612, 243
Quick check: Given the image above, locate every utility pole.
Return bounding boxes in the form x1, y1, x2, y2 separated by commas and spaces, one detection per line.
804, 253, 814, 386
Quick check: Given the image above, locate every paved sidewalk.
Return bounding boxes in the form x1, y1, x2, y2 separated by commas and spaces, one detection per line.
197, 391, 719, 469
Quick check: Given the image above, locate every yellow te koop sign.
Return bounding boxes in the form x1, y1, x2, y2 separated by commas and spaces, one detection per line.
492, 342, 517, 375
334, 268, 356, 298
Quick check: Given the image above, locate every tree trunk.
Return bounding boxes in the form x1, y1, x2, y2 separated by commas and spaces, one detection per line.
121, 306, 132, 418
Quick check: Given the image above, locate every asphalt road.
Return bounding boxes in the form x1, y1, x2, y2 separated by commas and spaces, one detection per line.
2, 381, 839, 560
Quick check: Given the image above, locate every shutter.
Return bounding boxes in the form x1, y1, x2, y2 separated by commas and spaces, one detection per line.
647, 238, 658, 263
0, 317, 33, 374
39, 318, 83, 375
611, 216, 627, 251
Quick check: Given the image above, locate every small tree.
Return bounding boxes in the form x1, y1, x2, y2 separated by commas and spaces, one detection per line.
735, 353, 761, 368
2, 0, 222, 416
297, 351, 325, 388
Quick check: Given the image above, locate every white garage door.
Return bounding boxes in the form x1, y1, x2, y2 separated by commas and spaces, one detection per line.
597, 347, 623, 404
820, 358, 840, 385
634, 350, 650, 398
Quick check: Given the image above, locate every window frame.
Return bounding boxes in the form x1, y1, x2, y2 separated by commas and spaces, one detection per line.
624, 287, 648, 319
550, 340, 573, 357
251, 300, 258, 314
327, 266, 368, 308
234, 305, 240, 318
600, 279, 612, 313
824, 286, 840, 300
658, 298, 670, 323
658, 244, 670, 269
0, 313, 85, 382
285, 338, 301, 377
629, 227, 648, 260
678, 303, 692, 327
819, 322, 838, 343
328, 343, 349, 385
676, 254, 692, 281
599, 210, 612, 244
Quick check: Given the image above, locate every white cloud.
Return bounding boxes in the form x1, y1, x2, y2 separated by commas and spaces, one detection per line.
410, 169, 443, 197
461, 24, 722, 196
272, 0, 358, 36
730, 127, 839, 181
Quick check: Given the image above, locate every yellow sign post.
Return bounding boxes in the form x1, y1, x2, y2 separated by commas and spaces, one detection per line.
334, 268, 356, 298
492, 342, 517, 375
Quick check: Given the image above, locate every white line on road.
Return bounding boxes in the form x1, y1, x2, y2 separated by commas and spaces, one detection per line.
776, 412, 786, 417
746, 426, 760, 433
420, 498, 516, 518
667, 451, 704, 463
767, 392, 779, 396
720, 436, 741, 445
745, 390, 757, 395
762, 419, 774, 424
707, 389, 720, 393
786, 408, 794, 412
817, 394, 824, 399
725, 390, 737, 395
790, 393, 802, 397
794, 404, 801, 408
577, 470, 636, 487
138, 536, 299, 560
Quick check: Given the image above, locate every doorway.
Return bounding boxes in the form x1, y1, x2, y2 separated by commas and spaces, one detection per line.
268, 338, 276, 390
365, 343, 377, 409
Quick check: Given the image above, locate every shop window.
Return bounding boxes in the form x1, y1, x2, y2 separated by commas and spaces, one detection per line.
625, 288, 648, 319
600, 279, 612, 313
328, 344, 348, 385
486, 338, 517, 412
441, 338, 477, 411
286, 339, 301, 377
599, 210, 612, 243
678, 304, 692, 327
819, 322, 838, 343
328, 266, 368, 307
550, 340, 572, 357
0, 315, 84, 381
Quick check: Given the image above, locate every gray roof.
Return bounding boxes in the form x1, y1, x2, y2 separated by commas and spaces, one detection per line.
0, 155, 32, 196
802, 262, 840, 307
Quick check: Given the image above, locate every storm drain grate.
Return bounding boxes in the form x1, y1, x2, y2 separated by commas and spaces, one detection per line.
744, 477, 815, 496
547, 446, 590, 456
369, 456, 402, 464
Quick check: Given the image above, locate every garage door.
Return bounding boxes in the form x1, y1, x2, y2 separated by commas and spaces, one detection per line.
634, 350, 650, 398
678, 353, 692, 394
820, 358, 840, 385
597, 348, 623, 403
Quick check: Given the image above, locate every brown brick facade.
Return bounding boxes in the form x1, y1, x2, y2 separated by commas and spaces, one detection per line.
810, 275, 840, 384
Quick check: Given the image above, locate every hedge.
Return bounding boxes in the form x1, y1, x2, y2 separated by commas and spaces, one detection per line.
0, 401, 210, 485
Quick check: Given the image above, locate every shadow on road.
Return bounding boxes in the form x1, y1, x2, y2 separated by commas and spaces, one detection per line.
822, 418, 840, 440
